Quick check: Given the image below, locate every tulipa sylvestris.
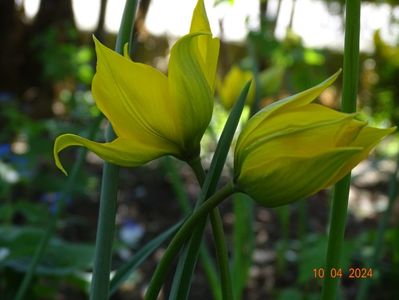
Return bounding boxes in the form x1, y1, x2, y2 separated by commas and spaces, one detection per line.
54, 0, 219, 175
234, 70, 396, 207
217, 65, 255, 110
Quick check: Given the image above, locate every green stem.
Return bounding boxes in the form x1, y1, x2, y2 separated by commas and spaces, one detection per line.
321, 175, 351, 300
90, 1, 137, 299
321, 0, 360, 299
144, 182, 236, 300
89, 160, 119, 300
164, 156, 220, 300
188, 158, 233, 300
188, 156, 206, 189
167, 81, 251, 300
115, 0, 138, 54
15, 114, 103, 300
209, 208, 233, 300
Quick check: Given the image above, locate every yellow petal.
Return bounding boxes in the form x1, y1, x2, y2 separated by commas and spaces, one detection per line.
238, 70, 341, 149
92, 37, 179, 144
54, 133, 180, 175
168, 32, 219, 152
236, 103, 359, 156
236, 114, 363, 176
190, 0, 211, 33
235, 104, 365, 171
189, 0, 219, 91
237, 147, 362, 207
218, 66, 254, 110
323, 126, 396, 186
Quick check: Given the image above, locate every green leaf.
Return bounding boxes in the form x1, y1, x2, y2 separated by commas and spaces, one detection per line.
0, 226, 94, 275
202, 80, 252, 199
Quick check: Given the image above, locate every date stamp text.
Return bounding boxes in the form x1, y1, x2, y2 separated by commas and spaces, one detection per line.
312, 268, 373, 279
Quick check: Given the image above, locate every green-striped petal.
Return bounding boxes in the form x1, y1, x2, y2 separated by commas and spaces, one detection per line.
54, 133, 180, 175
237, 70, 341, 150
92, 37, 179, 144
237, 147, 362, 207
168, 31, 219, 153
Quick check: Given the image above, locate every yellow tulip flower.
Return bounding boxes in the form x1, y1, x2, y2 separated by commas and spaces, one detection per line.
54, 0, 219, 175
217, 66, 254, 110
234, 70, 396, 207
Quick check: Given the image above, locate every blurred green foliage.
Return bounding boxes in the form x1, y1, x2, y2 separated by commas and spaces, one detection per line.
32, 26, 94, 84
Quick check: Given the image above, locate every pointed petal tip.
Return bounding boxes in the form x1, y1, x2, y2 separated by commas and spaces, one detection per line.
320, 69, 341, 87
57, 162, 68, 176
190, 0, 211, 34
53, 135, 69, 176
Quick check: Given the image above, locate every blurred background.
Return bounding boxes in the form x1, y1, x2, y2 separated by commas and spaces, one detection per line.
0, 0, 398, 299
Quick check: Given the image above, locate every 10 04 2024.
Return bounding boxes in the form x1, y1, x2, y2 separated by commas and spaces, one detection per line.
312, 267, 373, 279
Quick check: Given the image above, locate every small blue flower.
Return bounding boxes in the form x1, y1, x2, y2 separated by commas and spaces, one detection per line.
119, 219, 145, 247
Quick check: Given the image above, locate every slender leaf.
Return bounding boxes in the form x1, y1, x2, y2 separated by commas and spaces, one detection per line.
170, 81, 251, 300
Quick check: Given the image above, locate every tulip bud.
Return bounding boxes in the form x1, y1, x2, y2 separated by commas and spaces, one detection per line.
234, 71, 395, 207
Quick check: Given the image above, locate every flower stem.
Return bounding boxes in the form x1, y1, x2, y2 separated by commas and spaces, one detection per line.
186, 158, 233, 300
209, 207, 233, 300
89, 161, 119, 300
321, 0, 361, 299
164, 156, 221, 300
144, 182, 236, 300
89, 1, 138, 299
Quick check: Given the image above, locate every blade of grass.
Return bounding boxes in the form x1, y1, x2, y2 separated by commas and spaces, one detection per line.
169, 81, 252, 300
320, 0, 361, 299
90, 1, 138, 300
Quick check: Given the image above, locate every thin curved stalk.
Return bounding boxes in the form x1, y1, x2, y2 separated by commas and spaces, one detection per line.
189, 159, 233, 300
321, 0, 361, 299
144, 182, 236, 300
89, 1, 138, 299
